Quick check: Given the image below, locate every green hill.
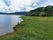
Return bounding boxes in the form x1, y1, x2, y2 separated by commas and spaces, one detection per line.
27, 5, 53, 16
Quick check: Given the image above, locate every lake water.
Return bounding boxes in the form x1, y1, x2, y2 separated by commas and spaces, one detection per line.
0, 14, 23, 35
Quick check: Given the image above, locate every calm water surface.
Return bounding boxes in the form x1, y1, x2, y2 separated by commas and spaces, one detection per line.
0, 14, 23, 35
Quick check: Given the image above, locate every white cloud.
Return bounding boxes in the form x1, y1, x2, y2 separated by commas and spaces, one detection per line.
8, 0, 39, 12
0, 0, 53, 13
0, 0, 10, 12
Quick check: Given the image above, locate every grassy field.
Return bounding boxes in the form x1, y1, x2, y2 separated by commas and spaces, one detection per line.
0, 16, 53, 40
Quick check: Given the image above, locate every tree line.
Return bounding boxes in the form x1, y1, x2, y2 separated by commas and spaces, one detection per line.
26, 5, 53, 16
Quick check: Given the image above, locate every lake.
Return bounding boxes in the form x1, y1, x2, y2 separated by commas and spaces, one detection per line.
0, 14, 23, 36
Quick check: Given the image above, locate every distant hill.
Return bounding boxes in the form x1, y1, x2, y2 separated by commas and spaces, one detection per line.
0, 5, 53, 16
27, 5, 53, 16
0, 12, 27, 15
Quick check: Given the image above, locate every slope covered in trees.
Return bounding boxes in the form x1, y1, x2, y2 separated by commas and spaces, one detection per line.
27, 5, 53, 16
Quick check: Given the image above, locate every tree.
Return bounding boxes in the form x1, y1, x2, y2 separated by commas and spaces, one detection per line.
26, 5, 53, 16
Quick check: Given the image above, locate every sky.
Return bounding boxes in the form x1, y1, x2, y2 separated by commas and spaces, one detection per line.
0, 0, 53, 13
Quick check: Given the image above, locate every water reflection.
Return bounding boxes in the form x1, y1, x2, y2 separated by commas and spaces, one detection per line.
0, 14, 23, 35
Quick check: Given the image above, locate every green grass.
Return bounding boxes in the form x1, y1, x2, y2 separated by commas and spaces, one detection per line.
0, 16, 53, 40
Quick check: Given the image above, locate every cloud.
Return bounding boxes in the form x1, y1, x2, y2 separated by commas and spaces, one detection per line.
0, 0, 10, 12
24, 0, 53, 11
3, 0, 11, 6
9, 0, 39, 12
0, 0, 53, 13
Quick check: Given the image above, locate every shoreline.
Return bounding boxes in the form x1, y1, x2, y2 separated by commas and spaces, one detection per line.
0, 15, 24, 37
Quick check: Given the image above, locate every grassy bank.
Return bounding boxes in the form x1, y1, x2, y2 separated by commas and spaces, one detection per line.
0, 16, 53, 40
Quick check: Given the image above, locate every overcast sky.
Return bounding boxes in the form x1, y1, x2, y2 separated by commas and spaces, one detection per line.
0, 0, 53, 13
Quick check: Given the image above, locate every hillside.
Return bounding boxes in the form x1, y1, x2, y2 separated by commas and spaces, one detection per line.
0, 12, 27, 15
27, 5, 53, 16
